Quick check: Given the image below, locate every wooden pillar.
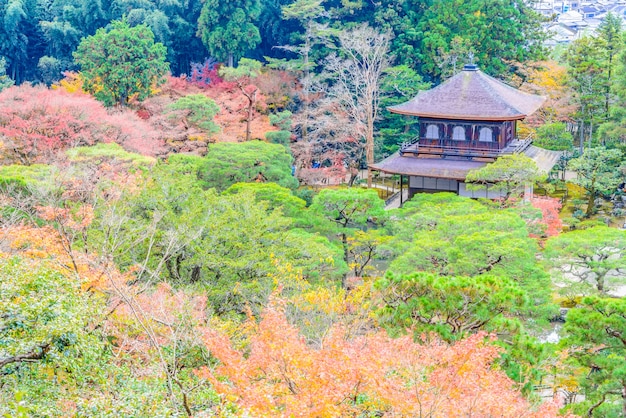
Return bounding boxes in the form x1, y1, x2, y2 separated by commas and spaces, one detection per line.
400, 175, 404, 206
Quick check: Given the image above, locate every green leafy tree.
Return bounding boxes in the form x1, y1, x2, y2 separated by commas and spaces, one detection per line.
377, 65, 430, 157
563, 296, 626, 417
387, 193, 554, 317
0, 257, 101, 372
596, 12, 623, 119
166, 141, 298, 192
223, 182, 306, 220
465, 154, 545, 203
535, 122, 574, 151
74, 20, 169, 106
168, 94, 220, 134
407, 0, 545, 80
92, 170, 343, 317
197, 0, 261, 67
376, 272, 528, 341
566, 37, 606, 150
568, 147, 624, 217
310, 188, 385, 287
544, 226, 626, 295
0, 57, 14, 92
266, 110, 293, 145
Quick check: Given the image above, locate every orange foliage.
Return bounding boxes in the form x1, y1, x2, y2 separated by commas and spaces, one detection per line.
5, 225, 116, 290
196, 297, 568, 417
520, 61, 575, 126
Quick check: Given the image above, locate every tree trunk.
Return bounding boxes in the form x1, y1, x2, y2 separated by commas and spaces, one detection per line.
586, 189, 596, 217
622, 385, 626, 418
597, 273, 605, 293
579, 119, 585, 154
246, 92, 255, 141
228, 53, 234, 68
366, 101, 375, 188
341, 231, 349, 289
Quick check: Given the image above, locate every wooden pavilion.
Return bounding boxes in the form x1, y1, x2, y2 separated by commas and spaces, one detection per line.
370, 64, 561, 202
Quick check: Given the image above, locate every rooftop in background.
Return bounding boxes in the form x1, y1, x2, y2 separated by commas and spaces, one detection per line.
387, 65, 546, 121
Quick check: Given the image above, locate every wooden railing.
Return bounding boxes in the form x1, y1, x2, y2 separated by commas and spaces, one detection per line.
400, 136, 533, 159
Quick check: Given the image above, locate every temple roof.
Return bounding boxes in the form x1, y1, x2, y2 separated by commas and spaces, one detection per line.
371, 154, 487, 180
371, 146, 563, 179
388, 65, 546, 121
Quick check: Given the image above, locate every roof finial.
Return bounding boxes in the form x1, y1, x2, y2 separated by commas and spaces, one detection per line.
463, 52, 478, 71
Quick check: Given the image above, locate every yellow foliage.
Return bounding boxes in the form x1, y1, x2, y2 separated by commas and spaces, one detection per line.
517, 121, 536, 139
53, 72, 85, 94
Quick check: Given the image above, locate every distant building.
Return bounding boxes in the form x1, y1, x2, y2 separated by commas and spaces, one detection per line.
370, 65, 561, 201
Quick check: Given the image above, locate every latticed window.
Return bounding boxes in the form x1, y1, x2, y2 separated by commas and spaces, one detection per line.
425, 124, 439, 139
452, 126, 465, 141
479, 127, 493, 142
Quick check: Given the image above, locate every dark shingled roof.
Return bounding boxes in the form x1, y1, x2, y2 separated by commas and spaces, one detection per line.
370, 154, 487, 180
388, 65, 546, 121
370, 146, 563, 179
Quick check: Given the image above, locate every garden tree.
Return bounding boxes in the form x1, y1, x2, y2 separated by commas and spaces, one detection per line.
598, 32, 626, 143
37, 55, 63, 86
223, 182, 306, 220
167, 94, 220, 134
377, 65, 430, 157
265, 110, 293, 145
563, 296, 626, 417
530, 197, 563, 238
0, 257, 102, 371
465, 154, 545, 203
568, 146, 624, 217
596, 12, 623, 118
544, 226, 626, 295
534, 122, 574, 152
521, 60, 574, 125
291, 86, 363, 185
197, 0, 261, 67
323, 24, 391, 187
273, 0, 326, 142
310, 188, 385, 288
74, 20, 169, 107
0, 84, 162, 164
433, 36, 473, 80
219, 58, 263, 141
409, 0, 545, 80
387, 193, 554, 315
166, 141, 298, 192
0, 57, 14, 92
0, 0, 44, 83
566, 37, 606, 150
347, 229, 391, 277
197, 297, 567, 417
0, 222, 211, 415
107, 282, 218, 416
94, 167, 344, 316
376, 272, 528, 341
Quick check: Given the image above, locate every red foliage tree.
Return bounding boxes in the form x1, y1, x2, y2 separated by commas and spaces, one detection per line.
0, 85, 164, 163
531, 196, 564, 238
196, 297, 570, 417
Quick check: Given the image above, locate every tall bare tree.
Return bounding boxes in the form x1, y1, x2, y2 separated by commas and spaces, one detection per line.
324, 25, 392, 187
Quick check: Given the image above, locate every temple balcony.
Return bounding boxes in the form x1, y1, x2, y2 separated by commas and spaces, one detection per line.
399, 137, 533, 160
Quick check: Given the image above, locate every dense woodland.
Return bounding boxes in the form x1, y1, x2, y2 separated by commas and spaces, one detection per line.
1, 0, 626, 417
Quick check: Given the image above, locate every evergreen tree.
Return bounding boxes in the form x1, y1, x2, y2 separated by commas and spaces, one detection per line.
197, 0, 262, 66
74, 20, 169, 107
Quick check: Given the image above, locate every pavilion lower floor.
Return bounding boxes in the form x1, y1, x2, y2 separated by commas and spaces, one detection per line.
406, 175, 505, 199
370, 145, 563, 205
